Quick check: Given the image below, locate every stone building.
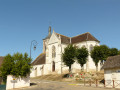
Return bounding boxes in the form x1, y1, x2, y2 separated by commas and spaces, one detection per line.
30, 26, 100, 77
102, 55, 120, 87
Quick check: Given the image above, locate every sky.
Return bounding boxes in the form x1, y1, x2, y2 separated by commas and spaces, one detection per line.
0, 0, 120, 61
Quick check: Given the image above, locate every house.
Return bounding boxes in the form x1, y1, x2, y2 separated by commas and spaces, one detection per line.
30, 26, 101, 77
102, 55, 120, 88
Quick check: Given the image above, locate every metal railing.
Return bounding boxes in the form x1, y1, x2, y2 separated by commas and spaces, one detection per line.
77, 78, 120, 88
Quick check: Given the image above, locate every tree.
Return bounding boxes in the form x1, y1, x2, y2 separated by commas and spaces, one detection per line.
91, 46, 101, 72
0, 52, 32, 82
109, 48, 118, 56
91, 45, 110, 71
62, 44, 76, 73
118, 50, 120, 55
76, 47, 88, 71
98, 45, 110, 62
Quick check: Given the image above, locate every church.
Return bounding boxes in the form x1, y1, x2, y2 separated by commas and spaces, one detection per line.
30, 26, 101, 77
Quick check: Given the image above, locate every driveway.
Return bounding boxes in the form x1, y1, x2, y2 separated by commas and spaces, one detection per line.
15, 78, 119, 90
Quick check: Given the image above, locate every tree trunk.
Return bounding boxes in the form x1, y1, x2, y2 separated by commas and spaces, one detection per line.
96, 64, 98, 72
81, 65, 84, 72
69, 65, 71, 73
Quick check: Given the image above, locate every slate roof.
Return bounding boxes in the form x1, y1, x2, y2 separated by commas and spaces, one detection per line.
0, 57, 4, 67
102, 55, 120, 69
56, 33, 70, 44
56, 32, 99, 44
71, 32, 99, 44
32, 53, 46, 65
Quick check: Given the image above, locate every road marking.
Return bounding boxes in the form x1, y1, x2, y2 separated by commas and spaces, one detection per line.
68, 84, 77, 85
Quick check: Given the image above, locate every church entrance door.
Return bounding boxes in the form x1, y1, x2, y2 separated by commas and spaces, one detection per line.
52, 61, 55, 72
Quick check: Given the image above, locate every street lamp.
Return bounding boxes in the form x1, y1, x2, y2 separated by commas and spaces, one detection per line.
30, 40, 38, 59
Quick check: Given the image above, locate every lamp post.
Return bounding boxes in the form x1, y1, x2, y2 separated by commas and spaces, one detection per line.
30, 40, 38, 59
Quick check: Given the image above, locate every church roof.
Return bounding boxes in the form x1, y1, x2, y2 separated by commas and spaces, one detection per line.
43, 34, 51, 40
102, 55, 120, 69
32, 53, 46, 65
56, 32, 99, 44
0, 56, 4, 67
71, 32, 99, 44
56, 33, 70, 44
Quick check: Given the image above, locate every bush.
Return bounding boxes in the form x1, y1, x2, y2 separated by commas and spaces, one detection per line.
0, 52, 32, 82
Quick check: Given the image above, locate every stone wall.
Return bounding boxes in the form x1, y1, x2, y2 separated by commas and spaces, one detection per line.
6, 75, 30, 90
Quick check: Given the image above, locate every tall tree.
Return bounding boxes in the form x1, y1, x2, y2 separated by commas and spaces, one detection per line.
91, 46, 101, 72
76, 47, 88, 71
62, 44, 76, 73
91, 45, 110, 71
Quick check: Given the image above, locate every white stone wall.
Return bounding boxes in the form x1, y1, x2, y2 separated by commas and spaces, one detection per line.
105, 69, 120, 80
6, 75, 30, 90
30, 64, 44, 77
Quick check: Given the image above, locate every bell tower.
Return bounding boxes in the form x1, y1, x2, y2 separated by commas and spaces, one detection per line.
43, 26, 51, 53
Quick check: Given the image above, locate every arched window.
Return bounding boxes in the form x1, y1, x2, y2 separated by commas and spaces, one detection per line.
52, 45, 56, 58
90, 44, 94, 52
82, 45, 86, 48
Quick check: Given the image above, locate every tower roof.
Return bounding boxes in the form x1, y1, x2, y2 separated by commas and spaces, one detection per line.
43, 26, 51, 40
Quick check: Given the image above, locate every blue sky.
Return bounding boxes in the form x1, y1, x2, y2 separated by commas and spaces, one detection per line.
0, 0, 120, 61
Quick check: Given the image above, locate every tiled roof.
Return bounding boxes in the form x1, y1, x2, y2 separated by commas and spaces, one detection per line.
56, 32, 99, 44
102, 55, 120, 69
32, 53, 46, 65
71, 32, 99, 44
0, 57, 4, 67
56, 33, 70, 44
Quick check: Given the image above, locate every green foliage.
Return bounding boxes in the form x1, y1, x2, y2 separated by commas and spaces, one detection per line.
76, 47, 88, 69
91, 46, 100, 66
98, 45, 110, 61
91, 45, 109, 71
62, 44, 76, 73
109, 48, 118, 56
91, 45, 109, 62
118, 50, 120, 55
0, 52, 32, 79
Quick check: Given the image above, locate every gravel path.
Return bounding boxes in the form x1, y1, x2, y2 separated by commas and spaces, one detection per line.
14, 78, 120, 90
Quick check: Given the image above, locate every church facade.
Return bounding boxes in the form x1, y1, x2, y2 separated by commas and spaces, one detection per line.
30, 26, 100, 77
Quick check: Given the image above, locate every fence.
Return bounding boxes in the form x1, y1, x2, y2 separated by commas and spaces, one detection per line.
77, 78, 120, 88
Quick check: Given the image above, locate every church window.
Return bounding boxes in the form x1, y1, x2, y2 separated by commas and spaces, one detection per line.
52, 45, 56, 58
90, 44, 94, 52
82, 45, 86, 48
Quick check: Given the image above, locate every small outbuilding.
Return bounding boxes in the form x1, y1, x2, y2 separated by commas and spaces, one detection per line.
102, 55, 120, 88
30, 53, 46, 77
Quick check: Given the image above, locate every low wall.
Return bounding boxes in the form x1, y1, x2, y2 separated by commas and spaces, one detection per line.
6, 75, 30, 90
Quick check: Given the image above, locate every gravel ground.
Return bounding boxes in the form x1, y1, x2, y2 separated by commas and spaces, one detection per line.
13, 78, 120, 90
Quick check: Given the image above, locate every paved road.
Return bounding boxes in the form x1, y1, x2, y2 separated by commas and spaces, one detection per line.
16, 78, 120, 90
